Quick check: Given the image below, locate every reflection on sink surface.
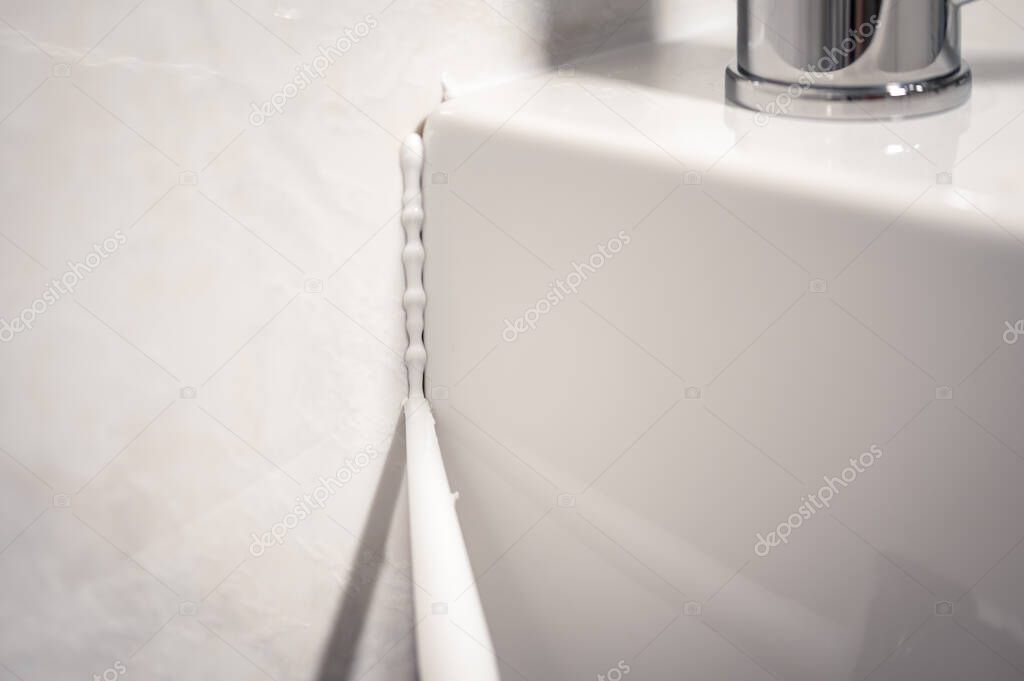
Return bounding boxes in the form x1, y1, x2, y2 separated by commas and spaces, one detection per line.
422, 3, 1024, 680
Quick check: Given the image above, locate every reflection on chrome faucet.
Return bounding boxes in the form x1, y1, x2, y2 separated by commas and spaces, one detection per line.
727, 0, 980, 120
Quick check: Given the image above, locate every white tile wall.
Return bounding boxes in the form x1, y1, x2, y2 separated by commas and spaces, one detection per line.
0, 1, 685, 679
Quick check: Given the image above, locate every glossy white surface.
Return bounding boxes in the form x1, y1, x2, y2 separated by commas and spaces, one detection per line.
423, 2, 1024, 679
0, 1, 673, 680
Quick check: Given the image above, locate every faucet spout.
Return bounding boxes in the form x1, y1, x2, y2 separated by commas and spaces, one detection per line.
726, 0, 977, 120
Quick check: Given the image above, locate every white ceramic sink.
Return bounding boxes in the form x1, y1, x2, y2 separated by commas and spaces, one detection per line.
420, 4, 1024, 680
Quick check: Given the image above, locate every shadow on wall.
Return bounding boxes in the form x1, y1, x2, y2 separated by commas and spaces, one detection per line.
575, 38, 735, 105
316, 415, 417, 681
541, 0, 656, 65
538, 0, 734, 106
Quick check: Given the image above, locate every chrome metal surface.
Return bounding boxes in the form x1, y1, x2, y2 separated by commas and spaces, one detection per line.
727, 0, 978, 120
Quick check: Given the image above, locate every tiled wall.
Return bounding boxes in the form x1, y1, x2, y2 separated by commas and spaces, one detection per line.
0, 1, 699, 679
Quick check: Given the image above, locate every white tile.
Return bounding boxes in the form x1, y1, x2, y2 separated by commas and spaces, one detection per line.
325, 216, 406, 359
704, 516, 934, 681
0, 27, 50, 120
74, 401, 302, 600
706, 294, 935, 483
73, 0, 299, 168
0, 230, 48, 312
203, 295, 404, 469
74, 187, 303, 383
831, 402, 1024, 600
0, 0, 140, 60
200, 87, 402, 275
0, 449, 50, 550
0, 302, 177, 492
227, 0, 393, 55
0, 512, 178, 681
129, 615, 275, 681
0, 80, 177, 267
869, 616, 1023, 681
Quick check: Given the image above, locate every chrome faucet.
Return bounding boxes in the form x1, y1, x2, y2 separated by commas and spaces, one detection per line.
726, 0, 978, 120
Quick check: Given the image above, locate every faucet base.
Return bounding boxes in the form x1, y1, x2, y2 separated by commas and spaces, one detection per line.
725, 64, 972, 121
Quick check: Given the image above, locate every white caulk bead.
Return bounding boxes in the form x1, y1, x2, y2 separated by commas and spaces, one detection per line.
403, 289, 426, 309
402, 205, 424, 225
401, 133, 427, 399
441, 72, 459, 101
